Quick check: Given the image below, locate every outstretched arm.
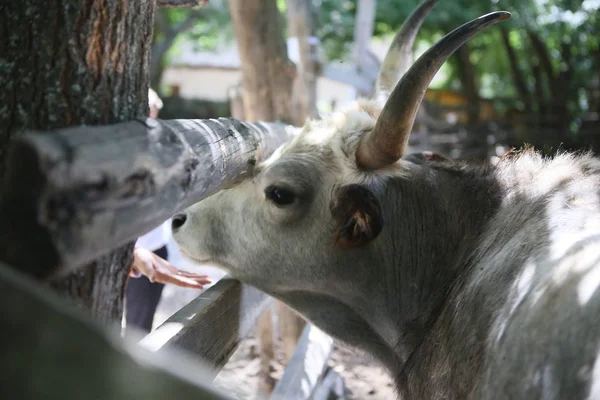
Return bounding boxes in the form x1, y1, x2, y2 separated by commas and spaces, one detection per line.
129, 248, 211, 289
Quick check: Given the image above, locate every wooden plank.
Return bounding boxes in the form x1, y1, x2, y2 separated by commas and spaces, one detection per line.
270, 324, 334, 400
139, 277, 273, 380
332, 371, 347, 400
0, 262, 234, 400
310, 368, 344, 400
0, 117, 295, 279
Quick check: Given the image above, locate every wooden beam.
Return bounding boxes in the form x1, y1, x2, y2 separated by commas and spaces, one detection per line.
311, 369, 346, 400
139, 277, 273, 380
0, 118, 294, 279
270, 324, 334, 399
0, 262, 233, 400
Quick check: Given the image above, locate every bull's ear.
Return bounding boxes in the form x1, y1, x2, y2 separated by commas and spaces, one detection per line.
330, 184, 383, 248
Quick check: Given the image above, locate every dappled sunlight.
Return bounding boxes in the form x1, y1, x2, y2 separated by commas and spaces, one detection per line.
493, 260, 537, 344
537, 0, 599, 26
186, 313, 196, 321
138, 322, 185, 352
578, 264, 600, 306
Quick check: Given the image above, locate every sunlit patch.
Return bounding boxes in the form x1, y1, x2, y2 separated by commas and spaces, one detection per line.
552, 247, 600, 289
493, 260, 536, 344
578, 265, 600, 306
138, 322, 184, 352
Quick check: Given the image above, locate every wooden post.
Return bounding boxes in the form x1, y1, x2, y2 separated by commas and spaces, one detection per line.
270, 324, 334, 399
0, 118, 294, 280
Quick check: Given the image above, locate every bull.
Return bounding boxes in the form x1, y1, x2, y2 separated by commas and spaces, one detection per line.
172, 1, 600, 398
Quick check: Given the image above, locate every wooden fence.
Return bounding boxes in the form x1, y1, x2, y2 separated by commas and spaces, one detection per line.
0, 117, 342, 399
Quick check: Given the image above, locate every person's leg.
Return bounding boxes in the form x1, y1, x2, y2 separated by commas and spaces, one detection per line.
125, 246, 168, 333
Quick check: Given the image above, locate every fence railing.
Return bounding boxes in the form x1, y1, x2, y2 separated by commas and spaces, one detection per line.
0, 117, 344, 399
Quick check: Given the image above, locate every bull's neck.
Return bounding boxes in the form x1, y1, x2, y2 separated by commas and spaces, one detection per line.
327, 163, 500, 373
269, 163, 501, 384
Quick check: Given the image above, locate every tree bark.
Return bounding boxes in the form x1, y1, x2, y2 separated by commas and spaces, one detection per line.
527, 30, 557, 93
287, 0, 320, 125
228, 0, 296, 123
454, 43, 481, 124
531, 62, 547, 117
0, 0, 154, 323
528, 32, 571, 131
555, 41, 573, 131
287, 0, 319, 126
499, 27, 532, 113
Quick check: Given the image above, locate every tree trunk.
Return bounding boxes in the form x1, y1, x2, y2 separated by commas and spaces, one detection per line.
455, 43, 481, 124
499, 27, 532, 113
287, 0, 320, 125
554, 41, 573, 132
527, 30, 557, 94
0, 0, 154, 323
531, 62, 547, 119
229, 0, 295, 123
228, 0, 298, 392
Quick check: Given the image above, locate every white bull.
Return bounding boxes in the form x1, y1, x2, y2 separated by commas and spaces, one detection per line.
172, 1, 600, 398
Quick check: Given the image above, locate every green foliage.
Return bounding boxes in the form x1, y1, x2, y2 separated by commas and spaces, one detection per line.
316, 0, 598, 128
153, 0, 598, 130
154, 5, 233, 65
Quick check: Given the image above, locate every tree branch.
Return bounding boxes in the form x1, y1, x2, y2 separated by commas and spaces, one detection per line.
527, 30, 558, 89
157, 0, 208, 8
499, 27, 532, 113
151, 8, 209, 88
0, 118, 295, 280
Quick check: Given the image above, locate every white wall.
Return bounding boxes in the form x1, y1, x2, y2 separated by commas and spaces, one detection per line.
162, 66, 357, 112
162, 67, 242, 101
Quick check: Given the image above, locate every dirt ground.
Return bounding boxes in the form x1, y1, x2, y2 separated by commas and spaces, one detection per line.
151, 240, 396, 400
212, 332, 396, 400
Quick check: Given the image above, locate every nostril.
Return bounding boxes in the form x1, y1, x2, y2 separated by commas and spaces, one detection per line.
171, 213, 187, 230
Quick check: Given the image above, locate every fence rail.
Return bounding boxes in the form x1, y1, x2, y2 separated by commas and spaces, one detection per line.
0, 118, 294, 279
140, 278, 272, 380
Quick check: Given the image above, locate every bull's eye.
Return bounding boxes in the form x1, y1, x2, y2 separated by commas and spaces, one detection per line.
265, 185, 296, 206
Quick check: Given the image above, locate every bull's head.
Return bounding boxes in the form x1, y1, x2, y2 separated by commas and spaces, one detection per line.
172, 0, 510, 369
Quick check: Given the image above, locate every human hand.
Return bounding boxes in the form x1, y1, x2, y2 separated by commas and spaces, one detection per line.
129, 248, 211, 289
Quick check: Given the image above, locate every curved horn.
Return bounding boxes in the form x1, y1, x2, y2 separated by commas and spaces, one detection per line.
358, 11, 511, 170
376, 0, 439, 100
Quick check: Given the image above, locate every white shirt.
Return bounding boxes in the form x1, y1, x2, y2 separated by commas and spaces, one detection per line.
135, 219, 171, 251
